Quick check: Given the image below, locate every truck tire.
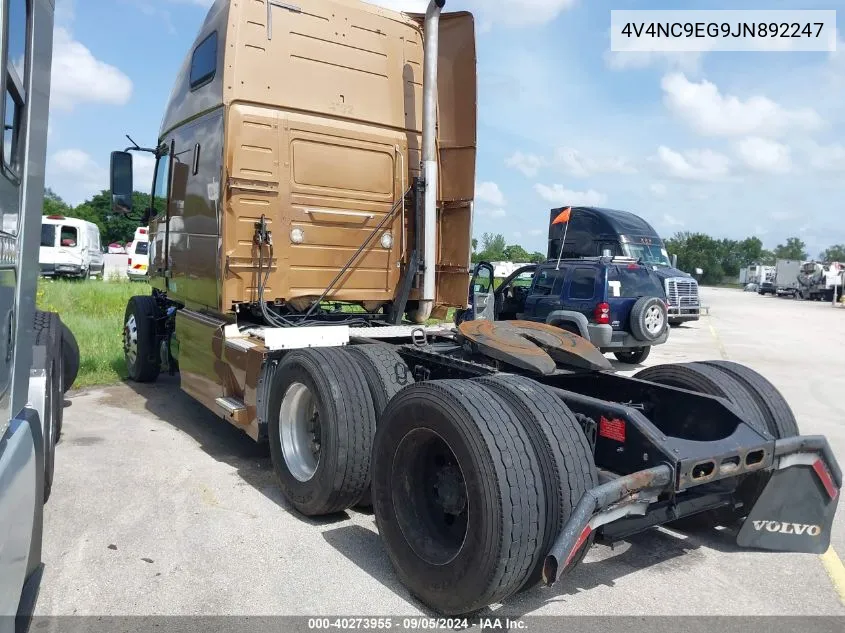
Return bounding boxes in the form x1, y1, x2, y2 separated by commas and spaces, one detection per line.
33, 311, 64, 502
344, 344, 415, 507
699, 361, 799, 439
634, 362, 769, 435
123, 296, 160, 383
371, 380, 544, 615
634, 362, 770, 530
629, 296, 667, 343
268, 348, 376, 516
613, 346, 651, 364
60, 319, 79, 393
471, 374, 598, 590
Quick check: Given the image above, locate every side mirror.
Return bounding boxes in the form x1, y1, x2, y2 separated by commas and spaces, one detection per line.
110, 151, 134, 214
671, 254, 678, 268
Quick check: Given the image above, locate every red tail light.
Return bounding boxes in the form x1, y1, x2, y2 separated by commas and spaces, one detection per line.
594, 302, 610, 325
128, 258, 132, 266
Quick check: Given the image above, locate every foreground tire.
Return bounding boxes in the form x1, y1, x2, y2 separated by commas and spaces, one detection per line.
613, 346, 651, 365
268, 348, 376, 516
472, 374, 598, 589
634, 362, 769, 435
60, 319, 80, 393
33, 311, 64, 502
344, 344, 415, 507
699, 361, 799, 439
635, 362, 770, 529
123, 296, 160, 383
629, 296, 668, 343
372, 380, 545, 615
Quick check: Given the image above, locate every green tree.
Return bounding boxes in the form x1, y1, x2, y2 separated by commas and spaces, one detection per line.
663, 231, 725, 285
471, 238, 478, 252
820, 244, 845, 262
73, 190, 152, 245
503, 244, 531, 262
474, 232, 506, 262
529, 251, 546, 264
43, 188, 72, 216
773, 237, 808, 260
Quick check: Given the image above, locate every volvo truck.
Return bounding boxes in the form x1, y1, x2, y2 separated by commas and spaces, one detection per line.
108, 0, 841, 616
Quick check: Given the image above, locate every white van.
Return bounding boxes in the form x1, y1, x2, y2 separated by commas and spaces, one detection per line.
39, 215, 105, 279
127, 227, 150, 280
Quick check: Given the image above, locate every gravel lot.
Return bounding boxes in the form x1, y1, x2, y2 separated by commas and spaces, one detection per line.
35, 287, 845, 617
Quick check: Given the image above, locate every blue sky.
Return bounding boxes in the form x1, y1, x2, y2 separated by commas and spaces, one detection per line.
46, 0, 843, 258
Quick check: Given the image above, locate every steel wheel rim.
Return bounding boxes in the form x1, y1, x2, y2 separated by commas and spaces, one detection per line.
644, 305, 664, 334
279, 382, 321, 482
391, 428, 469, 566
124, 314, 139, 368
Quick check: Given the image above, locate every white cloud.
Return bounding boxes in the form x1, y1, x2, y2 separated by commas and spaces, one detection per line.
734, 137, 792, 174
805, 141, 845, 172
661, 73, 823, 138
168, 0, 215, 6
467, 0, 578, 28
505, 151, 544, 178
134, 155, 157, 193
51, 28, 133, 111
48, 149, 108, 205
55, 0, 75, 25
555, 147, 636, 178
769, 210, 794, 221
605, 50, 701, 73
48, 149, 158, 207
528, 228, 543, 236
476, 207, 507, 219
662, 214, 685, 227
476, 181, 507, 207
534, 184, 607, 206
656, 145, 732, 182
650, 183, 667, 197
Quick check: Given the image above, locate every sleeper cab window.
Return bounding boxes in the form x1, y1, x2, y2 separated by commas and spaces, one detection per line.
3, 0, 29, 178
190, 31, 218, 90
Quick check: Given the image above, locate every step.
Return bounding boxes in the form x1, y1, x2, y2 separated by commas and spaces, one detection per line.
216, 397, 249, 425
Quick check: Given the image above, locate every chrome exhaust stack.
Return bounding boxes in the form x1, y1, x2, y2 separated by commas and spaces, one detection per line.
415, 0, 445, 323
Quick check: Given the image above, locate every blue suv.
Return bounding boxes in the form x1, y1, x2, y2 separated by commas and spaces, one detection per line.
459, 258, 670, 364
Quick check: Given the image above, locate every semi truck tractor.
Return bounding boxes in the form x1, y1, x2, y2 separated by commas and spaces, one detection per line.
547, 206, 701, 326
1, 1, 79, 631
108, 0, 841, 616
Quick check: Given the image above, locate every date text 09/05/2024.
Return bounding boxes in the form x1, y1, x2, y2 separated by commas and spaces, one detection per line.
620, 21, 825, 39
307, 618, 528, 630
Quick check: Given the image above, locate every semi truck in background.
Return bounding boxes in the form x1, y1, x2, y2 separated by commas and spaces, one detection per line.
797, 261, 843, 302
107, 0, 841, 617
1, 1, 80, 631
547, 206, 701, 325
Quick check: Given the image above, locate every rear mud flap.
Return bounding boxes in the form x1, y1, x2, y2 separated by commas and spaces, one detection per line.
737, 463, 839, 554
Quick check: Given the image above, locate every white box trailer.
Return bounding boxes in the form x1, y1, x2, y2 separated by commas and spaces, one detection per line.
774, 259, 802, 297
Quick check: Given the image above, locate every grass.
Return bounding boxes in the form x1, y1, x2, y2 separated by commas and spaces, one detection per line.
37, 278, 150, 388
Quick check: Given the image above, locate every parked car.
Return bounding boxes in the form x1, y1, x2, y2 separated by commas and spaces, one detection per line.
127, 228, 150, 281
39, 215, 105, 279
108, 242, 126, 254
461, 257, 670, 364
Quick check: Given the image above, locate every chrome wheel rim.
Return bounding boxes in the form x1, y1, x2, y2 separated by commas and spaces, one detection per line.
644, 305, 664, 335
124, 314, 138, 368
279, 382, 321, 482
